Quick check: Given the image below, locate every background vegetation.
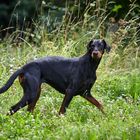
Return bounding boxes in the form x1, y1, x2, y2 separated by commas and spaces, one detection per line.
0, 0, 140, 139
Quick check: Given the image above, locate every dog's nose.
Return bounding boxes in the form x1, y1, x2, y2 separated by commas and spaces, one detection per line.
93, 51, 98, 55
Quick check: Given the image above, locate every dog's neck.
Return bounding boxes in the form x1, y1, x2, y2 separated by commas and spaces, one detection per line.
82, 52, 102, 70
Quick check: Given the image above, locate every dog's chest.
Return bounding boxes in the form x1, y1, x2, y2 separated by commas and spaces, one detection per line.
83, 77, 96, 87
75, 77, 96, 95
79, 65, 96, 87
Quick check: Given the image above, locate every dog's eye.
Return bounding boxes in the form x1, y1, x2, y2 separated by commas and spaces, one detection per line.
91, 45, 95, 48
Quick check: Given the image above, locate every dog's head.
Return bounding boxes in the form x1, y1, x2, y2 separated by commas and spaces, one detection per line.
87, 39, 111, 59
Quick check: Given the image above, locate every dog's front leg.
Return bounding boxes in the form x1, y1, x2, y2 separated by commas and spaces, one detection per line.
81, 93, 105, 114
59, 90, 74, 115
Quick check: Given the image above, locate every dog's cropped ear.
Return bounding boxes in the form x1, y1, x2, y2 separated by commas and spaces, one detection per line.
87, 40, 93, 51
102, 39, 111, 53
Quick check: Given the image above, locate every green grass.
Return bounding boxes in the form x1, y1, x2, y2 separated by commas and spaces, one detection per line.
0, 1, 140, 139
0, 40, 140, 140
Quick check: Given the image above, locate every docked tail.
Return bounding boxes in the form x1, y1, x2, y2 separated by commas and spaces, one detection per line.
0, 69, 23, 94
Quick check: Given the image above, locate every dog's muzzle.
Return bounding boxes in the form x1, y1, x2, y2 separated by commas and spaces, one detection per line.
91, 51, 102, 59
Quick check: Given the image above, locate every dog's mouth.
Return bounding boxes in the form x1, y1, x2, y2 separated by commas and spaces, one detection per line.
91, 51, 102, 59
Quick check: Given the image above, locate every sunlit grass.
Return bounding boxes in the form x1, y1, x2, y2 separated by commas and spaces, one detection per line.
0, 38, 140, 139
0, 3, 140, 138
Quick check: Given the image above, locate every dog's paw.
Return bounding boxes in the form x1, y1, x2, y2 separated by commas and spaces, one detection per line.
6, 110, 15, 116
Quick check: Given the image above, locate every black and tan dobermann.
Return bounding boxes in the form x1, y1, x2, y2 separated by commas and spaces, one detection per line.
0, 39, 110, 115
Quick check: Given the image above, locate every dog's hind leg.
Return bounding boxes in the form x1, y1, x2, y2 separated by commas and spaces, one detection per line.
27, 85, 41, 113
8, 95, 30, 115
7, 73, 40, 115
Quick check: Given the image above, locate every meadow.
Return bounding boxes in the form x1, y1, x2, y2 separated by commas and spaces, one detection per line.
0, 5, 140, 140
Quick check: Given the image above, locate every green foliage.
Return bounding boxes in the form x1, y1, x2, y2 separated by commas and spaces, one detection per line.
95, 71, 140, 101
0, 35, 140, 139
112, 5, 122, 12
0, 0, 140, 139
0, 0, 140, 39
129, 73, 140, 100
